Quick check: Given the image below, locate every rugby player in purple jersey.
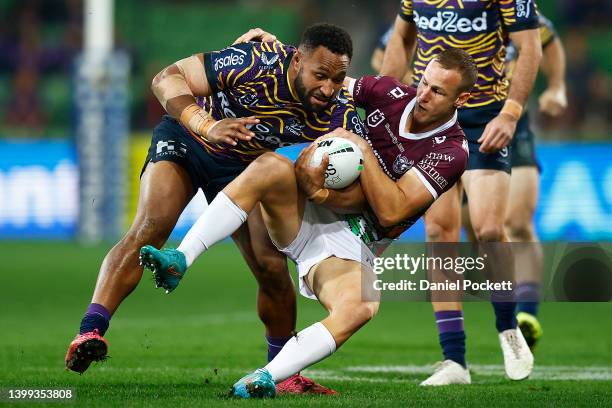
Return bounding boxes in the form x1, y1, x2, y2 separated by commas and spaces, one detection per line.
140, 48, 475, 398
65, 23, 366, 395
462, 14, 568, 352
381, 0, 542, 384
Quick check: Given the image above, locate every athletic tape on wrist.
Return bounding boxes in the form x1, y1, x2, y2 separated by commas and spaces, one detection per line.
500, 99, 523, 121
180, 103, 218, 138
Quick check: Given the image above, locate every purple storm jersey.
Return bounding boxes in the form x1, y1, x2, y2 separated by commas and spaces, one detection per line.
183, 41, 365, 162
346, 75, 469, 252
399, 0, 540, 108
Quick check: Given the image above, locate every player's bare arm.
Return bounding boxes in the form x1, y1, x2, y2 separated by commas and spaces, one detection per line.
539, 37, 567, 116
380, 17, 417, 80
151, 54, 259, 146
478, 28, 542, 153
294, 142, 367, 214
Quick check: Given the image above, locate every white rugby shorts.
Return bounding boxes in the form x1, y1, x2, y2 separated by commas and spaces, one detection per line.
275, 201, 375, 299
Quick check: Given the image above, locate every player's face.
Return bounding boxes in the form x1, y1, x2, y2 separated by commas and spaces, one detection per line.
294, 46, 350, 112
414, 61, 468, 126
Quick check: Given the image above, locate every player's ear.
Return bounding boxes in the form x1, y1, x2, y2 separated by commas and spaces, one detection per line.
293, 48, 303, 70
454, 91, 470, 108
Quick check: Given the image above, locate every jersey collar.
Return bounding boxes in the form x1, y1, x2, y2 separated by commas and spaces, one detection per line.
283, 51, 300, 103
398, 98, 458, 140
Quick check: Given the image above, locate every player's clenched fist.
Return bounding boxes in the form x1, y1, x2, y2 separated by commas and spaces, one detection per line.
538, 87, 567, 117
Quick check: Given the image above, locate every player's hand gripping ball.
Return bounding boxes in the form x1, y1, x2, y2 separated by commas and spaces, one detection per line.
310, 137, 363, 189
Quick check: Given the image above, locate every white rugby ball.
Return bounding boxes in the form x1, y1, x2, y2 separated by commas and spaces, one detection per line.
310, 137, 364, 189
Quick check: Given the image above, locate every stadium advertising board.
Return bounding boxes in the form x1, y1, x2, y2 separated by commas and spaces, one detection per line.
0, 141, 78, 238
0, 141, 610, 241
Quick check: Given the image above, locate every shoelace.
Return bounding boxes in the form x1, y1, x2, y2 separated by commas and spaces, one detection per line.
507, 332, 522, 359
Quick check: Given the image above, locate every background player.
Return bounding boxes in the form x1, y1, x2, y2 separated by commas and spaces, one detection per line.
139, 49, 474, 397
371, 25, 413, 84
65, 23, 365, 394
380, 0, 542, 384
462, 14, 568, 350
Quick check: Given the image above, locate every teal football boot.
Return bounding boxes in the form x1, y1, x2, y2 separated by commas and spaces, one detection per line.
229, 368, 276, 399
139, 245, 187, 293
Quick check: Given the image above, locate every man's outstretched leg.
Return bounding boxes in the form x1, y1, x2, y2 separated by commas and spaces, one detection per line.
66, 161, 194, 373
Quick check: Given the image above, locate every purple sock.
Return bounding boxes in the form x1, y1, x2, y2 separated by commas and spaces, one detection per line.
266, 335, 291, 362
435, 310, 466, 367
491, 289, 517, 332
79, 303, 111, 336
516, 282, 540, 316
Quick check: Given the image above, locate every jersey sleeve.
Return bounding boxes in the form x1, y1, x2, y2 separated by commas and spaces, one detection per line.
329, 89, 368, 138
203, 42, 257, 93
538, 14, 557, 49
412, 140, 469, 199
398, 0, 413, 22
348, 75, 402, 111
499, 0, 540, 32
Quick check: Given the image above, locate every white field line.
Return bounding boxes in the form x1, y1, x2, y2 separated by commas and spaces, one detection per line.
304, 365, 612, 382
21, 365, 612, 382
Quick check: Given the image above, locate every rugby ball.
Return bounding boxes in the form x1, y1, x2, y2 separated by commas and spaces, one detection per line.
310, 137, 364, 189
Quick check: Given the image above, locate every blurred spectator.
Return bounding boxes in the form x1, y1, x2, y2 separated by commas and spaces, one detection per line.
561, 0, 612, 29
4, 67, 46, 130
0, 0, 609, 139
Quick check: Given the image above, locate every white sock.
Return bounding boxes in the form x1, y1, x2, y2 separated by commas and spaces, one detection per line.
177, 192, 247, 267
264, 322, 337, 382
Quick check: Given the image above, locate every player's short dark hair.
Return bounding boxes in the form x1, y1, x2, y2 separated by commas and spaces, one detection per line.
299, 23, 353, 60
433, 48, 478, 94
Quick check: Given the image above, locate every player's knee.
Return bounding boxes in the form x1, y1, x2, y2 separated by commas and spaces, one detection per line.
426, 220, 459, 242
254, 255, 292, 291
339, 300, 379, 327
253, 153, 294, 178
505, 218, 535, 242
474, 223, 505, 242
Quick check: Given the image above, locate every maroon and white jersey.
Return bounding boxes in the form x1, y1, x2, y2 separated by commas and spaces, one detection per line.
345, 75, 468, 251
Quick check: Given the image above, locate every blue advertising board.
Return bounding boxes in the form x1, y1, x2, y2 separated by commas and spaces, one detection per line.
0, 141, 78, 238
1, 140, 610, 241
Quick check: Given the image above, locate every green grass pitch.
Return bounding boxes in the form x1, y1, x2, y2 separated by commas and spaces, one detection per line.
1, 242, 611, 407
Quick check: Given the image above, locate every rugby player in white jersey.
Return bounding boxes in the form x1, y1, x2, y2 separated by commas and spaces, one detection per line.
139, 49, 476, 397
